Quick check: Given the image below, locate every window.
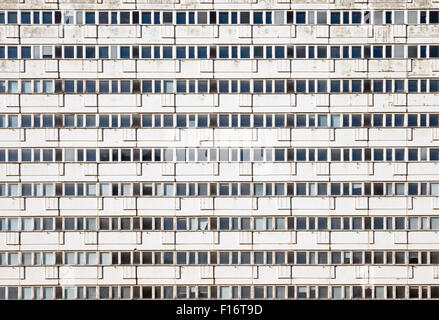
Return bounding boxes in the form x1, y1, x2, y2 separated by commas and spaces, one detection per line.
352, 12, 361, 24
330, 46, 340, 59
352, 183, 362, 195
430, 46, 439, 58
85, 81, 96, 93
75, 11, 89, 24
351, 46, 361, 58
275, 46, 284, 58
240, 12, 250, 24
20, 11, 31, 24
254, 12, 263, 24
294, 12, 304, 24
7, 46, 18, 59
352, 80, 361, 92
317, 46, 327, 58
431, 11, 439, 24
240, 46, 250, 59
20, 46, 31, 59
8, 11, 18, 24
96, 12, 108, 24
408, 11, 417, 24
85, 46, 95, 58
316, 12, 327, 24
41, 12, 53, 24
86, 184, 96, 196
330, 12, 340, 24
8, 115, 18, 128
352, 149, 362, 161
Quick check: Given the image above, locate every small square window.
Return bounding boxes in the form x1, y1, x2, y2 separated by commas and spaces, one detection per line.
98, 47, 108, 59
373, 46, 383, 58
254, 46, 263, 59
120, 12, 130, 24
8, 47, 17, 59
240, 46, 250, 58
331, 12, 340, 24
352, 80, 362, 92
240, 12, 250, 24
8, 12, 18, 24
197, 12, 207, 24
21, 12, 31, 24
85, 12, 95, 24
219, 12, 228, 24
197, 47, 207, 59
99, 12, 108, 24
64, 46, 74, 58
330, 46, 340, 58
352, 46, 361, 58
331, 80, 340, 93
394, 11, 404, 24
395, 80, 405, 92
317, 46, 327, 58
85, 46, 95, 58
274, 46, 284, 58
296, 12, 305, 24
407, 11, 417, 24
163, 46, 173, 58
176, 12, 185, 24
352, 12, 361, 24
142, 12, 151, 24
316, 11, 327, 24
408, 46, 418, 58
120, 46, 130, 58
317, 80, 327, 93
163, 12, 173, 24
254, 12, 263, 24
394, 45, 405, 58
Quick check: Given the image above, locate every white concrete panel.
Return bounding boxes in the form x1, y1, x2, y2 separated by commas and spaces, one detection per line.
292, 266, 335, 279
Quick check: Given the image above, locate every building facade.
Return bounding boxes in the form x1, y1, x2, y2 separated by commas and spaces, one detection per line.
0, 0, 438, 300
